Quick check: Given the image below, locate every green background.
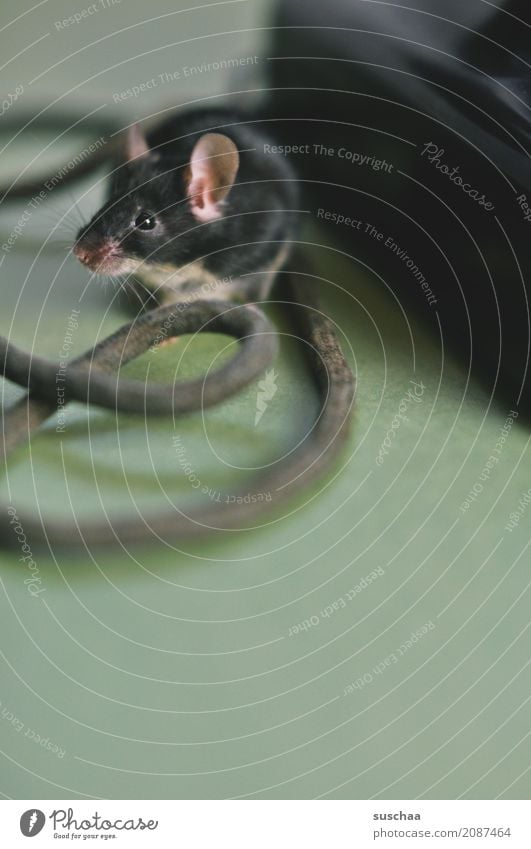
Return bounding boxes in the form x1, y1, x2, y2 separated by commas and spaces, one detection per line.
0, 0, 529, 800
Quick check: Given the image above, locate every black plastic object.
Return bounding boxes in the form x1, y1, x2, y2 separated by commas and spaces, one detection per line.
266, 0, 531, 413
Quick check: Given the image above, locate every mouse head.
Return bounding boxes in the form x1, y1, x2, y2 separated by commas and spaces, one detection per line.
73, 123, 240, 274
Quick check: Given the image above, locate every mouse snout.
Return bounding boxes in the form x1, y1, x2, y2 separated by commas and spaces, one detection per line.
73, 237, 121, 270
73, 243, 93, 265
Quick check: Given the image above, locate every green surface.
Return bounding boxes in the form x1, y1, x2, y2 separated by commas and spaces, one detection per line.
0, 230, 530, 800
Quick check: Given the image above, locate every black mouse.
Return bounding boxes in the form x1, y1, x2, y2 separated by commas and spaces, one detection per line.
74, 108, 299, 304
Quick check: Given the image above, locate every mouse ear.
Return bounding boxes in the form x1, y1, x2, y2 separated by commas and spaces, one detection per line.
186, 133, 239, 222
124, 123, 150, 162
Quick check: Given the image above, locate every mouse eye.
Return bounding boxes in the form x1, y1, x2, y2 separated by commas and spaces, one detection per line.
134, 211, 157, 231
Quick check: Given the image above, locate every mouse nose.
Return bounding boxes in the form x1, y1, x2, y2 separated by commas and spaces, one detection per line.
74, 239, 116, 268
73, 243, 92, 265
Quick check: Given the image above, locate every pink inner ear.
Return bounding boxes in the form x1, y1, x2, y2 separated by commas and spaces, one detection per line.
186, 133, 239, 222
188, 176, 222, 222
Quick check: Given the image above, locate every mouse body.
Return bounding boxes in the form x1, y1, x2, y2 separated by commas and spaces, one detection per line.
74, 108, 299, 303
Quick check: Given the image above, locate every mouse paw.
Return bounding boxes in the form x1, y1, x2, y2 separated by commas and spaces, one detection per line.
157, 337, 180, 349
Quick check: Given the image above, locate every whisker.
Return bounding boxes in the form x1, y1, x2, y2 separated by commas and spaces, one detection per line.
123, 277, 146, 311
129, 274, 158, 306
64, 189, 88, 229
